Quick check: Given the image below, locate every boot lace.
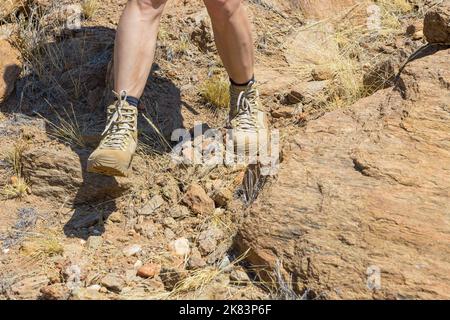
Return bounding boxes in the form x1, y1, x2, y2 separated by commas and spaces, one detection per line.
100, 91, 137, 151
231, 83, 259, 131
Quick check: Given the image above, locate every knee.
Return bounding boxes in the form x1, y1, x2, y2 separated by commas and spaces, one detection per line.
205, 0, 240, 20
131, 0, 167, 17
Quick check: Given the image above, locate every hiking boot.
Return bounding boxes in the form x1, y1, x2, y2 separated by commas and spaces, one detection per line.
87, 91, 138, 177
228, 81, 269, 155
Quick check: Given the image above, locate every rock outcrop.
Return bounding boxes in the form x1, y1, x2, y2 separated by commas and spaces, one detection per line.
22, 144, 131, 205
424, 1, 450, 43
235, 48, 450, 299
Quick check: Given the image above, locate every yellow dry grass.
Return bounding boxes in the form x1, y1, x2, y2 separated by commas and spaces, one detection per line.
278, 0, 416, 111
1, 140, 30, 199
38, 100, 85, 148
21, 231, 64, 261
82, 0, 100, 20
200, 76, 230, 110
166, 249, 250, 299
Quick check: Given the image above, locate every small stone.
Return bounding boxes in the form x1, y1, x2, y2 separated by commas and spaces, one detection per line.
108, 211, 123, 223
311, 65, 335, 81
140, 195, 165, 215
169, 205, 190, 219
198, 227, 224, 255
288, 81, 329, 105
171, 238, 191, 256
187, 255, 207, 269
140, 221, 158, 238
164, 228, 176, 240
85, 236, 103, 250
40, 283, 68, 300
230, 268, 250, 286
137, 263, 161, 279
412, 30, 424, 40
134, 260, 143, 270
182, 183, 215, 215
212, 188, 233, 207
271, 106, 295, 119
163, 217, 176, 228
11, 275, 49, 299
161, 183, 179, 202
218, 255, 232, 272
72, 287, 104, 300
125, 269, 139, 282
87, 284, 101, 292
187, 248, 207, 269
122, 244, 142, 257
159, 267, 186, 291
100, 274, 124, 293
206, 241, 229, 265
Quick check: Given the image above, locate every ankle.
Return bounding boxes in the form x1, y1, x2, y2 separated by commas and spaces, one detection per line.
230, 75, 255, 88
115, 95, 140, 108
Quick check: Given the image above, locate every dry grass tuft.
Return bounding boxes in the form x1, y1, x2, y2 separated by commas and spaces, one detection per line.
282, 0, 417, 111
1, 140, 30, 199
39, 101, 85, 148
21, 231, 64, 261
173, 35, 191, 55
167, 249, 250, 299
200, 76, 230, 110
82, 0, 100, 20
1, 176, 30, 199
5, 140, 28, 176
377, 0, 413, 32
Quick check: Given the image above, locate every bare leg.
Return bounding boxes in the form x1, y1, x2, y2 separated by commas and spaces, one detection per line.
203, 0, 254, 84
114, 0, 167, 98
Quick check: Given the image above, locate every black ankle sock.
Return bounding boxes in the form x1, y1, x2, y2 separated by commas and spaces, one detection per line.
116, 96, 140, 108
230, 75, 255, 87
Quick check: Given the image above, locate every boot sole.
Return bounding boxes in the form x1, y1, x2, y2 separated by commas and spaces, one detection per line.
87, 163, 130, 177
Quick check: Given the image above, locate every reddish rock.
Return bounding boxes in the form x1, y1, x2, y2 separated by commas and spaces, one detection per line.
137, 263, 161, 279
424, 2, 450, 43
40, 283, 68, 300
182, 183, 215, 215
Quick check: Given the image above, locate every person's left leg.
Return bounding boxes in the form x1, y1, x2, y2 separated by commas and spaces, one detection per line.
203, 0, 254, 84
204, 0, 268, 152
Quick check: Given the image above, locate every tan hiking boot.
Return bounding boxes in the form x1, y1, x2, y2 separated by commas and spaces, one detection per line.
87, 91, 138, 177
228, 81, 269, 154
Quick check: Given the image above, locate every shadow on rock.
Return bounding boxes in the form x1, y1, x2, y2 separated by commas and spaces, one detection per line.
1, 25, 183, 239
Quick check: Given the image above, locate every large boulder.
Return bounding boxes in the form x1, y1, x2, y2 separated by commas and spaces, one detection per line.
424, 1, 450, 43
0, 39, 21, 104
235, 48, 450, 299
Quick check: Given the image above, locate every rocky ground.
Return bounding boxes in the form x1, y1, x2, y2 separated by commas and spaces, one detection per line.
0, 0, 449, 300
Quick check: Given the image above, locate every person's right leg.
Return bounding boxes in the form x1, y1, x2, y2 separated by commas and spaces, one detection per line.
88, 0, 167, 177
114, 0, 167, 98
